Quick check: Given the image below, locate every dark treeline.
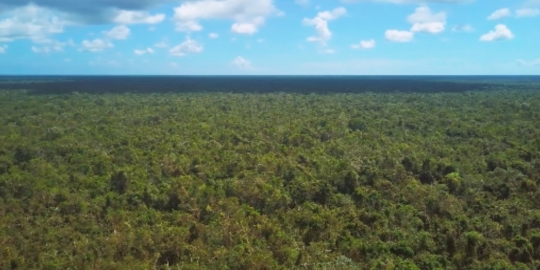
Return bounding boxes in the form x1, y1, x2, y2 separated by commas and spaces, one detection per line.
0, 76, 517, 95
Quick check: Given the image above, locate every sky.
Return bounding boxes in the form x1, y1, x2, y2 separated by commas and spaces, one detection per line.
0, 0, 538, 75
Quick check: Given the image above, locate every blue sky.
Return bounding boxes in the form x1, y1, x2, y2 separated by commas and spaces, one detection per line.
0, 0, 538, 75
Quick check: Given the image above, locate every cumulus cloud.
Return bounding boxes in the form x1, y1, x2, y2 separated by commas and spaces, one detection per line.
208, 33, 219, 39
452, 24, 474, 32
385, 30, 414, 42
105, 25, 130, 40
173, 0, 280, 35
351, 39, 375, 49
232, 22, 261, 34
134, 47, 154, 55
487, 8, 511, 20
232, 56, 252, 69
408, 6, 446, 33
0, 5, 67, 42
303, 7, 346, 45
480, 24, 514, 41
79, 25, 129, 52
0, 44, 6, 53
169, 37, 203, 56
81, 38, 113, 52
516, 8, 540, 17
113, 10, 165, 24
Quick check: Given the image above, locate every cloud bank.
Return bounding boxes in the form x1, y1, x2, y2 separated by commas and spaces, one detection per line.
173, 0, 280, 34
0, 0, 171, 23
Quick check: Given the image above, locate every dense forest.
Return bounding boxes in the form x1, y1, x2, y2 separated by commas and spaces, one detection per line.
1, 80, 540, 269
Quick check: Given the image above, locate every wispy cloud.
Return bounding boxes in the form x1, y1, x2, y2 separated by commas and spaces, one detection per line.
232, 56, 253, 69
516, 8, 540, 17
517, 59, 540, 66
134, 48, 155, 55
351, 39, 375, 49
487, 8, 511, 20
452, 24, 474, 32
81, 39, 113, 52
31, 39, 74, 53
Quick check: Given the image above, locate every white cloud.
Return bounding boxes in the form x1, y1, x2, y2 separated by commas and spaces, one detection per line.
383, 5, 443, 45
173, 0, 280, 35
0, 44, 6, 54
408, 6, 446, 34
480, 24, 514, 41
31, 39, 74, 53
0, 5, 67, 42
296, 0, 310, 6
303, 7, 346, 45
385, 30, 414, 42
231, 22, 260, 34
351, 39, 375, 49
155, 41, 168, 48
134, 47, 155, 55
113, 10, 166, 25
488, 8, 511, 20
169, 37, 203, 56
516, 8, 540, 17
452, 24, 474, 32
81, 38, 113, 52
105, 25, 130, 40
232, 56, 252, 69
208, 33, 219, 39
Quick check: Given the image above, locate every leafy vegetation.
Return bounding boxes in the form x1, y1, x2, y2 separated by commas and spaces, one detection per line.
1, 83, 540, 269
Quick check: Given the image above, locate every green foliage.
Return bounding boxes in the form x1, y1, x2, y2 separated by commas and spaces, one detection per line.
1, 89, 540, 269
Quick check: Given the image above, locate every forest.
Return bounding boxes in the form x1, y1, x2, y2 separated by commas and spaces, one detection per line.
1, 78, 540, 269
